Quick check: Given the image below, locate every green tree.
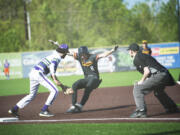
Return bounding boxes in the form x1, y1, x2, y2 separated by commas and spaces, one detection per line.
155, 0, 178, 42
0, 0, 178, 52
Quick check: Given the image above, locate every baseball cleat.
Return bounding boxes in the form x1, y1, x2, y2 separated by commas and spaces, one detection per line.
8, 109, 19, 118
75, 103, 83, 112
66, 105, 82, 113
66, 105, 76, 113
39, 110, 54, 117
130, 109, 147, 118
177, 81, 180, 85
75, 103, 82, 109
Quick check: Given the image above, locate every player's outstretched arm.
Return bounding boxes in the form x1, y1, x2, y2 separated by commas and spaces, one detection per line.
97, 45, 118, 59
48, 39, 59, 46
66, 52, 74, 57
67, 52, 79, 60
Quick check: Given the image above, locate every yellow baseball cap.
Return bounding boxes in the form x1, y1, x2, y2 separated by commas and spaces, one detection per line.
142, 40, 147, 43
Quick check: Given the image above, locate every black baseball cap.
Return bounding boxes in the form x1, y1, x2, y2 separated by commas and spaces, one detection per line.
127, 43, 139, 51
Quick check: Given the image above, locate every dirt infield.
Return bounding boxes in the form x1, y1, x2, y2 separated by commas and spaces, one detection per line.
0, 85, 180, 123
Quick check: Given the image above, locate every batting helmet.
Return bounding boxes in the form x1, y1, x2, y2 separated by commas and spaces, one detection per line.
78, 46, 89, 56
56, 44, 69, 54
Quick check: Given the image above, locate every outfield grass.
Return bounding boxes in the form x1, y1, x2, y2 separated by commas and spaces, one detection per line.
1, 123, 180, 135
0, 68, 179, 96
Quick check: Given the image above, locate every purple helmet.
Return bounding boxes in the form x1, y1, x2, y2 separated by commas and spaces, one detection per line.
56, 44, 69, 53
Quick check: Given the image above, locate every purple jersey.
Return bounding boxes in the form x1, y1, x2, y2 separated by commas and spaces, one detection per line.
4, 62, 10, 68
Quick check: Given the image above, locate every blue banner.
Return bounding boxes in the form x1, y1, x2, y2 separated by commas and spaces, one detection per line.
22, 51, 52, 78
20, 42, 180, 79
149, 42, 180, 69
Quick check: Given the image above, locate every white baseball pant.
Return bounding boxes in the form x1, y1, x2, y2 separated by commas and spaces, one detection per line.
16, 69, 59, 109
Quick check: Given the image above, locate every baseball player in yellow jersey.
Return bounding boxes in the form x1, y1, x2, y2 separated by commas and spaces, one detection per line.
66, 45, 118, 113
141, 40, 152, 55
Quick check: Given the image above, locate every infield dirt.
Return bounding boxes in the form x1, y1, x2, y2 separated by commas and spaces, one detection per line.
0, 85, 180, 123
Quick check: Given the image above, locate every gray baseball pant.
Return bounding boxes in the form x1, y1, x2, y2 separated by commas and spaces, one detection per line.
133, 72, 177, 111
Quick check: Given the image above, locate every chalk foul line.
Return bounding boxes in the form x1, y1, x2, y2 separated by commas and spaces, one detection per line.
2, 117, 180, 123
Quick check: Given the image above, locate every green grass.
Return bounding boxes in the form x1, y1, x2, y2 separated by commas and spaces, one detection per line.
0, 123, 180, 135
0, 68, 179, 96
0, 71, 141, 96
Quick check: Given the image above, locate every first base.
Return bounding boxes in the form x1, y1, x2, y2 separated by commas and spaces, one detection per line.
0, 117, 19, 122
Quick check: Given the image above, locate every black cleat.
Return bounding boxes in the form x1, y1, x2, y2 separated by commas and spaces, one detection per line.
130, 110, 147, 118
8, 109, 19, 118
66, 105, 82, 113
74, 103, 82, 112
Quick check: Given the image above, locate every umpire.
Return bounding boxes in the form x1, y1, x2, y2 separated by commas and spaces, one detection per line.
67, 46, 118, 113
128, 43, 179, 118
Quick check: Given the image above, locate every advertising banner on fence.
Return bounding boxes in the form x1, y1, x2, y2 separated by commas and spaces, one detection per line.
22, 51, 52, 78
0, 53, 22, 80
0, 42, 179, 80
114, 47, 135, 71
149, 42, 180, 69
21, 48, 120, 78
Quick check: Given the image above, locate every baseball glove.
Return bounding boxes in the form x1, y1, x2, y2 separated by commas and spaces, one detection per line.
61, 85, 74, 95
64, 87, 74, 95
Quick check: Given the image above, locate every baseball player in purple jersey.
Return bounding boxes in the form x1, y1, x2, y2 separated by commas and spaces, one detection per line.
3, 59, 10, 80
8, 42, 69, 117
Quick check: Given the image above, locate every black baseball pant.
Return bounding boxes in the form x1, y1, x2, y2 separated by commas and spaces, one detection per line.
71, 75, 101, 106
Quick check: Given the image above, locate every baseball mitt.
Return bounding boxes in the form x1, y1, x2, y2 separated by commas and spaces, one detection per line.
61, 85, 74, 95
63, 87, 74, 95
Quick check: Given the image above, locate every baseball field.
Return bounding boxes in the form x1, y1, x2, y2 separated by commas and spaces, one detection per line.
0, 69, 180, 135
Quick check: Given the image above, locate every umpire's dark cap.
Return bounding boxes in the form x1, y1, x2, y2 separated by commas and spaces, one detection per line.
127, 43, 139, 51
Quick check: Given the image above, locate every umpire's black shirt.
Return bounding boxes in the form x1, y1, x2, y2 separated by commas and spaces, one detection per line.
133, 51, 166, 75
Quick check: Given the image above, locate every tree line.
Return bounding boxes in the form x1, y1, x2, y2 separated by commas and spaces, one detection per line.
0, 0, 179, 52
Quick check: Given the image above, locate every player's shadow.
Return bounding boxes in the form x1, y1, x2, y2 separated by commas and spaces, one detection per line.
148, 112, 168, 117
148, 112, 180, 117
146, 103, 180, 117
82, 104, 135, 113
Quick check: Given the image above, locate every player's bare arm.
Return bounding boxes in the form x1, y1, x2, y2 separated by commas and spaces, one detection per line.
97, 45, 118, 60
67, 52, 78, 60
138, 67, 150, 85
48, 39, 60, 46
51, 74, 62, 86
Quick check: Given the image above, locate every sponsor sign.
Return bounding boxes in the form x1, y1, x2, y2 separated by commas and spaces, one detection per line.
149, 42, 180, 68
22, 51, 52, 78
0, 42, 179, 80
